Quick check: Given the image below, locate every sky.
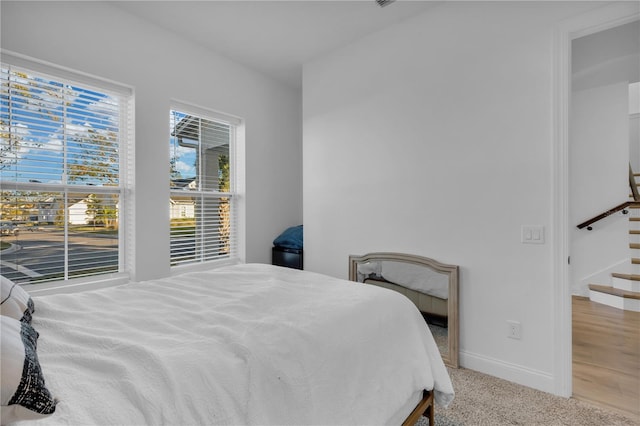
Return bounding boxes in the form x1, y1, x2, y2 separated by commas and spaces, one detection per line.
1, 65, 120, 187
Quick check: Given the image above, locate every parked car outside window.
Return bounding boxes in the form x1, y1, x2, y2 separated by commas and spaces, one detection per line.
0, 221, 19, 236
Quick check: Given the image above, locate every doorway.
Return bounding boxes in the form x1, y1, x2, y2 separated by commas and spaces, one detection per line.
568, 16, 639, 418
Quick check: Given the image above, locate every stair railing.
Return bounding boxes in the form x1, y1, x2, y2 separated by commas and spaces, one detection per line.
576, 164, 640, 231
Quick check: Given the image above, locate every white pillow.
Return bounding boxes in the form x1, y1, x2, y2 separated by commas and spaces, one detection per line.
1, 316, 57, 424
1, 275, 34, 323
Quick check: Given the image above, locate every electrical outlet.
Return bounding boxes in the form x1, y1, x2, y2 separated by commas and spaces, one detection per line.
507, 320, 521, 339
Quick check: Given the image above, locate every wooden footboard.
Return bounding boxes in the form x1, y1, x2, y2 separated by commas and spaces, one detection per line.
402, 390, 434, 426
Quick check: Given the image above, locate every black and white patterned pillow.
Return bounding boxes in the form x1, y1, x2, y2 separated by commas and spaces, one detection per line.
1, 315, 57, 424
1, 276, 35, 324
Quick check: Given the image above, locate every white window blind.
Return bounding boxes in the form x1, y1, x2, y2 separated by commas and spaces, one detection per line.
1, 58, 131, 284
169, 107, 237, 266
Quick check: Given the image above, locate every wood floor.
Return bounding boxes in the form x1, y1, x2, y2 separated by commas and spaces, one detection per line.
572, 296, 640, 420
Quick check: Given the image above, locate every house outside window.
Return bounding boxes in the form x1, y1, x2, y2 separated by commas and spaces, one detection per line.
169, 105, 238, 266
0, 53, 132, 285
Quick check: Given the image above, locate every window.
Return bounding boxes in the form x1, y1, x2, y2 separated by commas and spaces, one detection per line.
1, 54, 132, 285
169, 105, 238, 266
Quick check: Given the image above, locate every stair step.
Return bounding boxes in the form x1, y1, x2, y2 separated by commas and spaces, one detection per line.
589, 284, 640, 311
630, 243, 640, 249
630, 217, 640, 221
630, 230, 640, 235
612, 274, 640, 292
589, 284, 640, 299
612, 273, 640, 281
632, 258, 640, 264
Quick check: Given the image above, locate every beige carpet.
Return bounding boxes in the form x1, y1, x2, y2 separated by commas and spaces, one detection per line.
416, 367, 639, 426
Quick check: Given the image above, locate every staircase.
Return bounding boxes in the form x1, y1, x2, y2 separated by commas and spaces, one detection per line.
587, 169, 640, 312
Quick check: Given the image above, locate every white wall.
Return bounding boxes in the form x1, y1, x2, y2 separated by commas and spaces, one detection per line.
1, 1, 303, 281
303, 1, 606, 393
631, 82, 640, 171
571, 20, 640, 91
632, 112, 640, 171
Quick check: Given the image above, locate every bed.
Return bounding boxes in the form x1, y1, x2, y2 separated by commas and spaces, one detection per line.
1, 263, 454, 426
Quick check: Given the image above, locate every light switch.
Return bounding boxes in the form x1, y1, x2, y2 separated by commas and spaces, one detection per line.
522, 226, 544, 244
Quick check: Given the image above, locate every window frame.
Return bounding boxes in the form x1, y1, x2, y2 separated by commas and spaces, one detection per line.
1, 50, 134, 294
169, 100, 242, 270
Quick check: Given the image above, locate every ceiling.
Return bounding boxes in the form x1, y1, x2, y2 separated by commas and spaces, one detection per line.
572, 19, 640, 91
112, 0, 443, 89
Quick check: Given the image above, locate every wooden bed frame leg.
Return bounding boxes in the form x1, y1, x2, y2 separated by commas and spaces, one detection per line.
401, 390, 434, 426
426, 399, 435, 426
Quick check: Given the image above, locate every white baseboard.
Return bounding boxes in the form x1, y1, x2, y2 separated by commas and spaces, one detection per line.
459, 350, 557, 395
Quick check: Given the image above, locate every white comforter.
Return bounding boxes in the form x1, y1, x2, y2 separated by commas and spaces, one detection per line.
19, 264, 454, 426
